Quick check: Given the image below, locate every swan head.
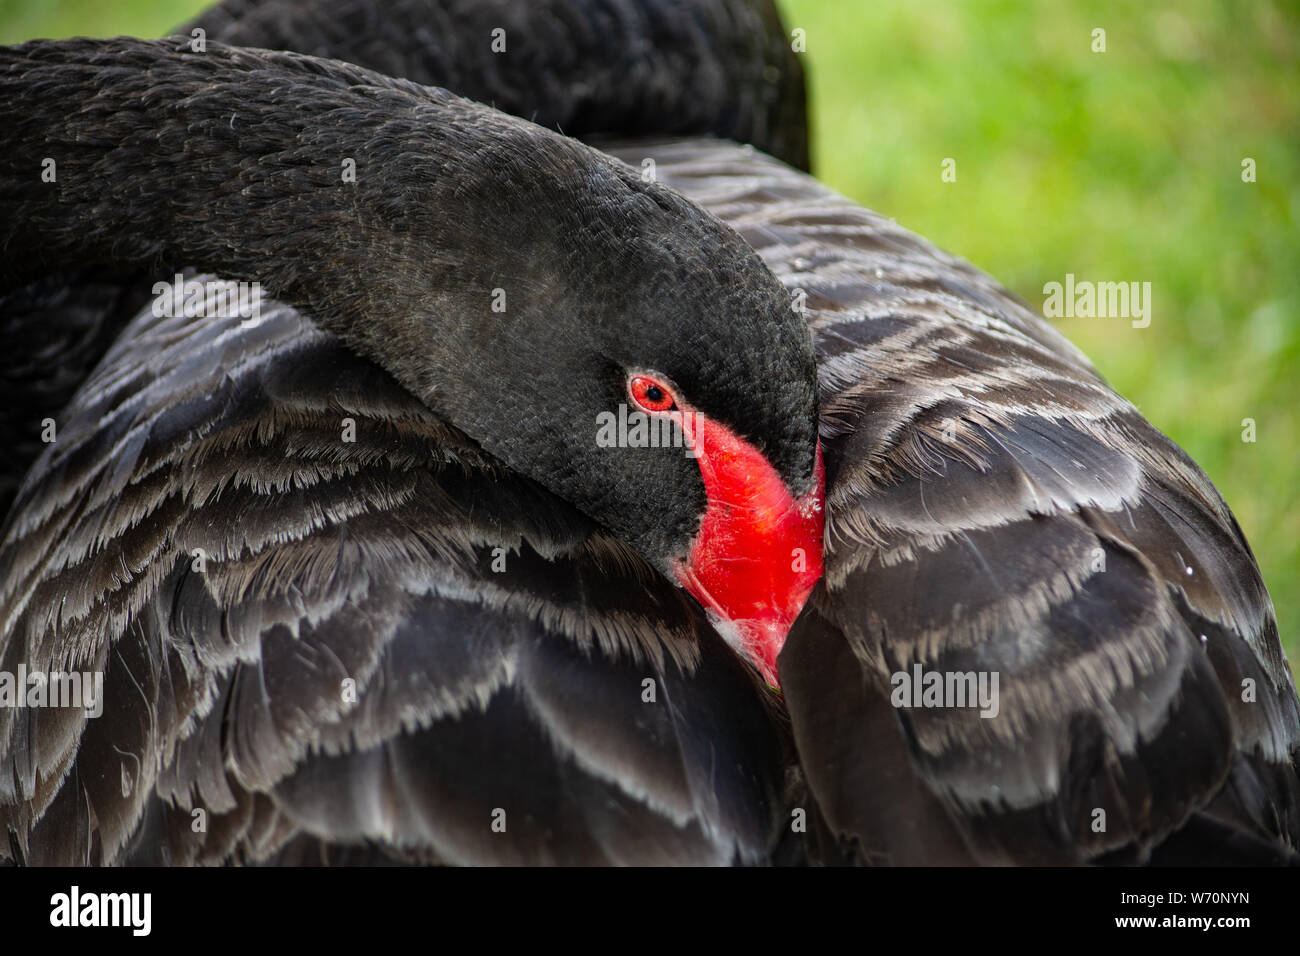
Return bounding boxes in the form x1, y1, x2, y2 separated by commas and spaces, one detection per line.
397, 140, 824, 687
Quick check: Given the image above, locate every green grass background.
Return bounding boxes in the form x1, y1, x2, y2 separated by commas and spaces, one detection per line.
2, 0, 1296, 676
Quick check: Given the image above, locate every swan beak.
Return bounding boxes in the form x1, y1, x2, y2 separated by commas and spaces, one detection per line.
673, 428, 825, 689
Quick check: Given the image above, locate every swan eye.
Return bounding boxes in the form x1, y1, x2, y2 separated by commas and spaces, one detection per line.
628, 375, 676, 412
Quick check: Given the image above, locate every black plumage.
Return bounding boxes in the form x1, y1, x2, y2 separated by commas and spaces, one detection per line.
0, 0, 1296, 866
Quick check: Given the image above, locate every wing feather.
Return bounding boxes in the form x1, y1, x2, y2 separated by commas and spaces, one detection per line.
0, 284, 791, 865
623, 139, 1300, 863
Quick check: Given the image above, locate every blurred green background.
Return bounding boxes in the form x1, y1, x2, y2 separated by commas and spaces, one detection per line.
2, 0, 1296, 675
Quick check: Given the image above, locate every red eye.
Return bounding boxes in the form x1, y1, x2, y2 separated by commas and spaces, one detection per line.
628, 375, 676, 412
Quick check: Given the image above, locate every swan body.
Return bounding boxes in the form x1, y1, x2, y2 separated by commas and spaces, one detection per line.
0, 0, 1296, 865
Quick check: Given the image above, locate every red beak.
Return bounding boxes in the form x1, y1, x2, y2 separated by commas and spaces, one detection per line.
671, 413, 825, 688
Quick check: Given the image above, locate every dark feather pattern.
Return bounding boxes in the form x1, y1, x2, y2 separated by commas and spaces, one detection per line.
1, 2, 1297, 867
604, 139, 1300, 863
0, 0, 812, 521
1, 293, 792, 865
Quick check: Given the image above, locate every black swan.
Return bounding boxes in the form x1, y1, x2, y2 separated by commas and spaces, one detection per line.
0, 0, 1297, 866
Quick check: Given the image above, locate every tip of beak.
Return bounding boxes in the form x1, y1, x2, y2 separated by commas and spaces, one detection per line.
730, 618, 790, 690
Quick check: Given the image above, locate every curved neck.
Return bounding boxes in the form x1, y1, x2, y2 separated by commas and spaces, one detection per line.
0, 36, 820, 555
186, 0, 809, 170
0, 39, 658, 415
